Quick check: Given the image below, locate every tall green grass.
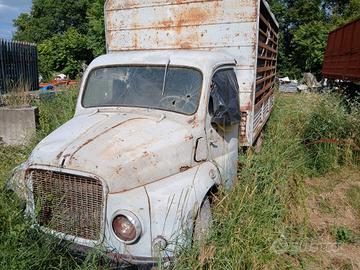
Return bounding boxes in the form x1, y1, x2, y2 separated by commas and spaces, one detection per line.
174, 93, 312, 269
35, 90, 79, 138
0, 91, 359, 269
303, 94, 360, 174
0, 90, 104, 270
174, 92, 360, 269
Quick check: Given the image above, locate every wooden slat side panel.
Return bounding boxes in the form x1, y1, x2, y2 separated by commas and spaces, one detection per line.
255, 0, 278, 105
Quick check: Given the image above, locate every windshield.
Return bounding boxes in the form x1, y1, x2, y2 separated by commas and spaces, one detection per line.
82, 65, 203, 115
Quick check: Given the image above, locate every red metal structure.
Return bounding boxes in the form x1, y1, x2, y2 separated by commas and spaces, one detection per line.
322, 18, 360, 82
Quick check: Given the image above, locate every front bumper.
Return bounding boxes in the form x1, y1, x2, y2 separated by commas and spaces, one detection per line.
67, 241, 173, 266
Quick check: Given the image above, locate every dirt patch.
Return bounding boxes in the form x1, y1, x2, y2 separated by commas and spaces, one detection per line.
303, 168, 360, 269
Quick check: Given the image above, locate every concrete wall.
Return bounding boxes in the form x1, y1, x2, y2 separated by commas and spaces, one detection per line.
0, 106, 38, 145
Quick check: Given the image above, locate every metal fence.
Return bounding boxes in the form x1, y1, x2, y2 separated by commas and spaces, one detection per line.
0, 39, 39, 95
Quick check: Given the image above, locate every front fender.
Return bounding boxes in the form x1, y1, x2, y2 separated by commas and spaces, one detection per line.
144, 161, 220, 257
104, 186, 152, 258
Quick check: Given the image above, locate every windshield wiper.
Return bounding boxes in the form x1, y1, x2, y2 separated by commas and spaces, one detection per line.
161, 59, 170, 96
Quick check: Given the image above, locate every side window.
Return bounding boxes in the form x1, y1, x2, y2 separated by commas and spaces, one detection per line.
208, 69, 241, 126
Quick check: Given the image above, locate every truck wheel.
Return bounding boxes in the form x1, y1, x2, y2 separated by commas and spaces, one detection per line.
193, 197, 212, 242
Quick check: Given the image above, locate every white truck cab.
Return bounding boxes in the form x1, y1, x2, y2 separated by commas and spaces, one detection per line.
14, 0, 279, 265
25, 50, 240, 263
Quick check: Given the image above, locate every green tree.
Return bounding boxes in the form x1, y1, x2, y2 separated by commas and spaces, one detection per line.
269, 0, 360, 78
87, 0, 106, 57
13, 0, 106, 80
38, 28, 92, 80
344, 0, 360, 20
14, 0, 91, 43
291, 22, 331, 74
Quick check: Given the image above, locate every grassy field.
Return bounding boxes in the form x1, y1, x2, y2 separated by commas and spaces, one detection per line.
0, 90, 359, 269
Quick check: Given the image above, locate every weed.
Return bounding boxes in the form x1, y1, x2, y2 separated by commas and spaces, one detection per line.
318, 196, 336, 214
0, 90, 104, 270
175, 92, 360, 269
2, 81, 32, 107
331, 226, 353, 244
303, 94, 360, 174
0, 91, 359, 269
346, 185, 360, 218
174, 93, 314, 269
34, 89, 78, 138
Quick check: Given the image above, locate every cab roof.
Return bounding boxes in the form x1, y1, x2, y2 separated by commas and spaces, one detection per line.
89, 50, 236, 72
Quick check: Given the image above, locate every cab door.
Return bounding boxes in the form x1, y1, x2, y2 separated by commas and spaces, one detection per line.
205, 67, 241, 189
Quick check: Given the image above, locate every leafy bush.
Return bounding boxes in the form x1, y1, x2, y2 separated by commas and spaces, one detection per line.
38, 28, 92, 80
291, 22, 331, 76
303, 94, 360, 174
14, 0, 105, 81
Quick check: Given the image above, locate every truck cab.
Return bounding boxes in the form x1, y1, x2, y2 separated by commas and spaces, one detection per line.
22, 50, 240, 263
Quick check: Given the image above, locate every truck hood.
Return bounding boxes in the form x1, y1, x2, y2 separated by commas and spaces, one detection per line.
29, 112, 195, 193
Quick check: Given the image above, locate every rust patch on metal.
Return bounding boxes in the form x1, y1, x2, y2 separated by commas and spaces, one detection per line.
186, 115, 201, 128
323, 18, 360, 81
180, 165, 191, 172
154, 5, 220, 49
68, 118, 147, 161
132, 33, 139, 48
191, 116, 199, 128
179, 42, 192, 49
178, 8, 210, 26
116, 166, 123, 174
172, 6, 217, 46
187, 116, 196, 124
184, 135, 194, 141
240, 102, 253, 111
56, 151, 64, 160
159, 19, 173, 29
239, 112, 248, 144
121, 0, 137, 9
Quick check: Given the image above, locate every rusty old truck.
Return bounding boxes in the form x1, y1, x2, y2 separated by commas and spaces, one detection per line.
12, 0, 278, 265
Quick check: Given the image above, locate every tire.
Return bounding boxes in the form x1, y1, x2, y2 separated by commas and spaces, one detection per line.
193, 197, 212, 242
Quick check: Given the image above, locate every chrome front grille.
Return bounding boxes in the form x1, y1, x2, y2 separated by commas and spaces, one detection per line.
30, 169, 103, 240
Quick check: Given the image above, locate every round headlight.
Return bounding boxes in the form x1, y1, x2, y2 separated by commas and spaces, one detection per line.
112, 211, 141, 244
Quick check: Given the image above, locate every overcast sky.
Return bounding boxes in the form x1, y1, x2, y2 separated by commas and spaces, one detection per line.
0, 0, 32, 40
